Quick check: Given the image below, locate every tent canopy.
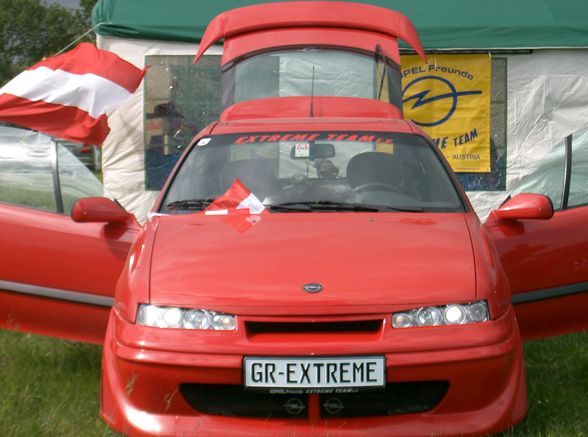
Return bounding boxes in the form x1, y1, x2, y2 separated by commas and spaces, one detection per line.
92, 0, 588, 50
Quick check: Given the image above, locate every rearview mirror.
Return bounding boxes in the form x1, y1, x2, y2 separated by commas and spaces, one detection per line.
494, 193, 554, 221
71, 197, 132, 224
290, 142, 335, 160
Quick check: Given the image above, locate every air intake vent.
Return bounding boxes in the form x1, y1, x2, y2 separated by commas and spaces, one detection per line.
180, 382, 448, 419
246, 320, 382, 335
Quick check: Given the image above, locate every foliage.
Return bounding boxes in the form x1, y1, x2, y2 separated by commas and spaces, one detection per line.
0, 0, 98, 86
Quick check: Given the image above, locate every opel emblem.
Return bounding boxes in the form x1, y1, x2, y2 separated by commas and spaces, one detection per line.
323, 397, 345, 415
304, 283, 323, 293
283, 398, 306, 416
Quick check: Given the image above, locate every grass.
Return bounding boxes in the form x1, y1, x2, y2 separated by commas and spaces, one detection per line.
0, 330, 115, 436
502, 331, 588, 436
0, 330, 586, 436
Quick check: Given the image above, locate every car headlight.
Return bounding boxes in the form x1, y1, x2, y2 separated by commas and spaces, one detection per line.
137, 304, 236, 330
392, 301, 489, 328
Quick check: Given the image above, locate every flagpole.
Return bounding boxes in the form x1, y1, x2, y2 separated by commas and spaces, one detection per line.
55, 23, 102, 55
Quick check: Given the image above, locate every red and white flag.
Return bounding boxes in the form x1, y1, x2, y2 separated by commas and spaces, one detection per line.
205, 179, 266, 216
0, 42, 145, 145
205, 180, 267, 233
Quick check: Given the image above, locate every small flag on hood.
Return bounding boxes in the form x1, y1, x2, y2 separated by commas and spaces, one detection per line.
205, 179, 266, 216
0, 42, 145, 145
205, 179, 267, 233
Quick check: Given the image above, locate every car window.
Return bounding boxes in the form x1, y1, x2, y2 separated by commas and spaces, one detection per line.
0, 126, 57, 212
225, 49, 402, 109
161, 131, 464, 213
57, 145, 103, 215
0, 125, 103, 214
510, 138, 566, 210
568, 127, 588, 208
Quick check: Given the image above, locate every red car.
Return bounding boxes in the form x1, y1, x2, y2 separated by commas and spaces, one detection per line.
1, 2, 588, 436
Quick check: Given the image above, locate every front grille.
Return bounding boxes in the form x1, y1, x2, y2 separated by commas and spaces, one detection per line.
245, 320, 382, 335
180, 382, 448, 419
320, 381, 448, 418
179, 384, 307, 418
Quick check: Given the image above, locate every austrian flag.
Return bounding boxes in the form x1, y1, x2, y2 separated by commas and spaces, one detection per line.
205, 179, 267, 216
0, 43, 145, 145
205, 180, 267, 233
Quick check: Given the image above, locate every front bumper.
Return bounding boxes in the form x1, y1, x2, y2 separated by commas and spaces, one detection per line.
101, 306, 526, 436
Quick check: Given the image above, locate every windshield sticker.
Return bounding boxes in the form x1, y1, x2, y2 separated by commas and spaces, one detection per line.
197, 137, 212, 146
375, 142, 395, 154
232, 133, 394, 145
294, 142, 310, 158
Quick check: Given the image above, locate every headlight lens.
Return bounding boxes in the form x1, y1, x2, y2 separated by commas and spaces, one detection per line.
392, 301, 489, 328
137, 305, 236, 330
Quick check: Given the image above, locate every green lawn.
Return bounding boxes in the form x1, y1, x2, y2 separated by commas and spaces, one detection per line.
0, 331, 115, 436
0, 330, 586, 436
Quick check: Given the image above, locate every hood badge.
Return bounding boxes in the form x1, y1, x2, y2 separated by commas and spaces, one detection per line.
303, 283, 323, 294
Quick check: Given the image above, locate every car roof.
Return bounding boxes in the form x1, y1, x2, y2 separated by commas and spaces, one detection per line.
211, 116, 417, 136
210, 96, 421, 136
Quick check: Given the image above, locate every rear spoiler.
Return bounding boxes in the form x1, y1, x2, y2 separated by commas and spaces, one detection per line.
194, 1, 426, 64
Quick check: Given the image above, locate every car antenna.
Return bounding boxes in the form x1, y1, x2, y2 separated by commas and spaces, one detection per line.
310, 65, 315, 117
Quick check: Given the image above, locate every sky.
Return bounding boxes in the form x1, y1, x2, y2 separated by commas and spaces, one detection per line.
45, 0, 81, 9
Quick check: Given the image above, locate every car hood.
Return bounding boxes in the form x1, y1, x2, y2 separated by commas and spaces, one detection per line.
149, 212, 475, 315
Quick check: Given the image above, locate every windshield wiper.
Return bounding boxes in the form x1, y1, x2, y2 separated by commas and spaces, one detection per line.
165, 198, 216, 211
266, 201, 402, 212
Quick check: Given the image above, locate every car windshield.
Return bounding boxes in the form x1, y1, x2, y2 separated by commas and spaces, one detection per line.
161, 131, 464, 213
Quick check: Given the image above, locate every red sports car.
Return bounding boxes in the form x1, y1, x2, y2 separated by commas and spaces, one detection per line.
1, 2, 587, 436
2, 97, 587, 435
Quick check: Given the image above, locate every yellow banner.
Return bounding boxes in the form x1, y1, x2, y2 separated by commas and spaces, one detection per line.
400, 54, 491, 172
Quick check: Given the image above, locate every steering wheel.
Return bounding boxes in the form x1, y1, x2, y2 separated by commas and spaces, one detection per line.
353, 182, 402, 194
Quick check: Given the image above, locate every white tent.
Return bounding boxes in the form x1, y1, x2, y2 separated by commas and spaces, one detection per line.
94, 0, 588, 221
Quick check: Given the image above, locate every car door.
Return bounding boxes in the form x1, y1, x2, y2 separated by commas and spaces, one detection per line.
0, 127, 139, 344
485, 128, 588, 340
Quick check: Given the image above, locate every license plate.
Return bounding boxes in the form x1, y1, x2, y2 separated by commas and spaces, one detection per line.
243, 356, 385, 393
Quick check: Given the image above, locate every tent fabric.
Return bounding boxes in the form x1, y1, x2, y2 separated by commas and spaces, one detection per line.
93, 0, 588, 50
97, 34, 588, 223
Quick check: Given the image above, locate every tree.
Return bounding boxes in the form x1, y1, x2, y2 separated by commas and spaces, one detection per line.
0, 0, 98, 86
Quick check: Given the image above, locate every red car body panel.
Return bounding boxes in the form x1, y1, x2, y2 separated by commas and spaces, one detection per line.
222, 27, 405, 68
101, 306, 526, 436
485, 205, 588, 339
193, 1, 426, 65
219, 97, 404, 122
148, 213, 475, 311
0, 203, 139, 344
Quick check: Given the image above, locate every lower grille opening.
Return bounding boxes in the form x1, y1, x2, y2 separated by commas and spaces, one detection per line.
180, 381, 448, 419
180, 384, 308, 419
320, 381, 449, 418
246, 320, 382, 335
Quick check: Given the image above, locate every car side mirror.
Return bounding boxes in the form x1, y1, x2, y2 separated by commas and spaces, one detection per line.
494, 193, 554, 221
71, 197, 132, 224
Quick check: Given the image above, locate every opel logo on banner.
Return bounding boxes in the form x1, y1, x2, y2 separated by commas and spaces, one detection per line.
304, 283, 323, 294
402, 75, 482, 127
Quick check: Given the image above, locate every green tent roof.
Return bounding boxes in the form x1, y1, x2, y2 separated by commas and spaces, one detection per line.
92, 0, 588, 50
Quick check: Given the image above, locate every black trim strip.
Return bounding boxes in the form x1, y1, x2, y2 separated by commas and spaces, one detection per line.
561, 134, 572, 210
512, 281, 588, 304
0, 279, 114, 307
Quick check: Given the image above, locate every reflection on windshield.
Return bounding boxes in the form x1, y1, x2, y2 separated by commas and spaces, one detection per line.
162, 132, 464, 214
